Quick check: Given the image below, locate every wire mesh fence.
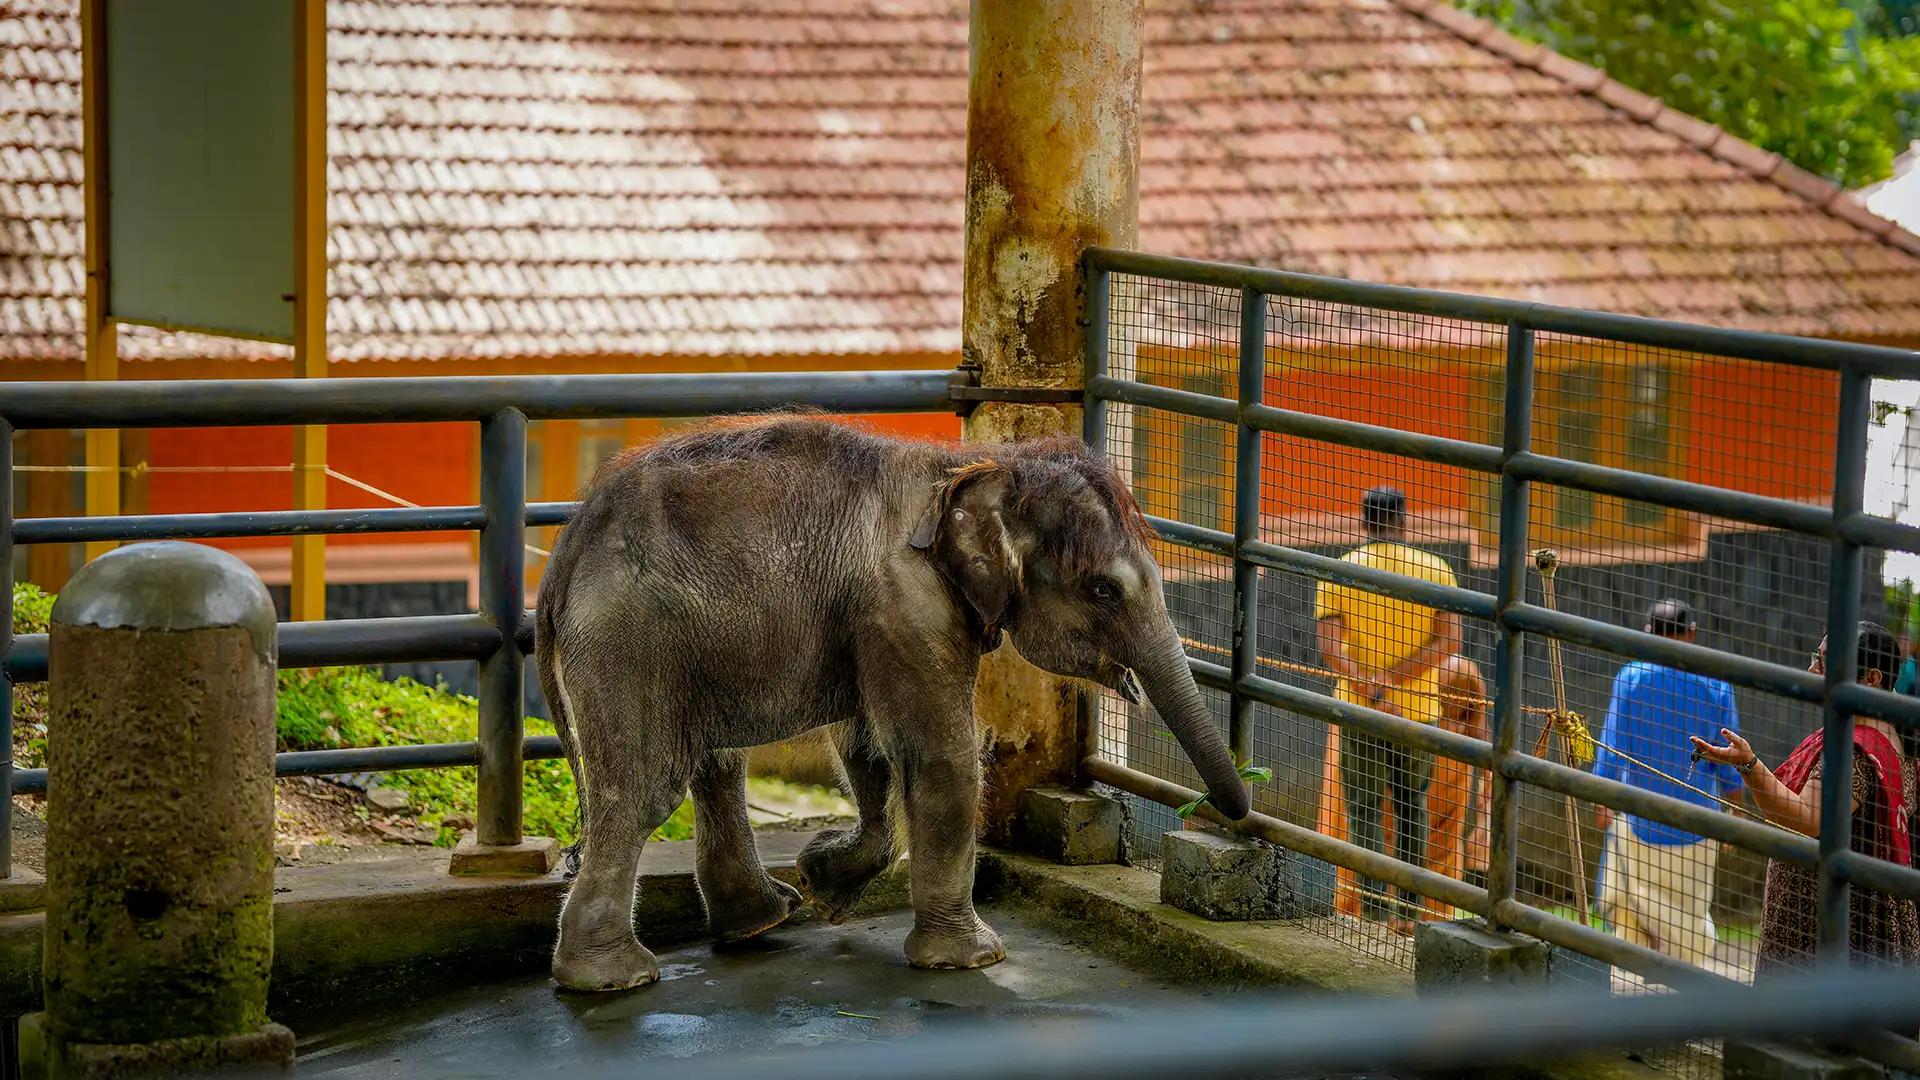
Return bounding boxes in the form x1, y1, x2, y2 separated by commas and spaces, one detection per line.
1084, 248, 1920, 1079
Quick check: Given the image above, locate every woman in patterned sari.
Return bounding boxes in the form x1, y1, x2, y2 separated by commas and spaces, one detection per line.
1691, 621, 1917, 973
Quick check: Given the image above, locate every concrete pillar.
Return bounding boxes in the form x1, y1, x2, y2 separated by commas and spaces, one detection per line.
23, 542, 293, 1078
963, 0, 1144, 845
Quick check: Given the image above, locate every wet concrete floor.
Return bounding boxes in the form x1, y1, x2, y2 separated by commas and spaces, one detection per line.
290, 904, 1414, 1079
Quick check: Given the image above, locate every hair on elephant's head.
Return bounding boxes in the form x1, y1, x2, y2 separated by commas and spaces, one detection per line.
910, 438, 1251, 821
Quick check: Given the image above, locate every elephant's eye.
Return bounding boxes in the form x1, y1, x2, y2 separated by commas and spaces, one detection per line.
1090, 579, 1119, 603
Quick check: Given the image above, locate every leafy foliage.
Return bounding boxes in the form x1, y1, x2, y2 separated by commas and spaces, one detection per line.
1174, 761, 1275, 821
1457, 0, 1920, 186
12, 582, 696, 846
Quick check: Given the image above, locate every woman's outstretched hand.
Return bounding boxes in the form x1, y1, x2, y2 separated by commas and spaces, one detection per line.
1689, 728, 1754, 769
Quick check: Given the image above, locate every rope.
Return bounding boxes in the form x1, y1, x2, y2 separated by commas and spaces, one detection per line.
19, 461, 554, 560
1176, 617, 1773, 827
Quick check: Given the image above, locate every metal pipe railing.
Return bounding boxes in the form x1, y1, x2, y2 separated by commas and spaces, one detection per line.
1, 367, 961, 871
1075, 250, 1920, 1033
0, 369, 958, 429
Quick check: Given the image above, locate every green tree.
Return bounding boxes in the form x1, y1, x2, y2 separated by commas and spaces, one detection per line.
1458, 0, 1920, 186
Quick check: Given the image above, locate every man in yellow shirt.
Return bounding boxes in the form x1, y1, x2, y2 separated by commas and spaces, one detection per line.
1315, 488, 1461, 931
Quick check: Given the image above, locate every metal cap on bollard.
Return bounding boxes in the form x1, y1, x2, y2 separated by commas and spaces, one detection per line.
22, 541, 294, 1079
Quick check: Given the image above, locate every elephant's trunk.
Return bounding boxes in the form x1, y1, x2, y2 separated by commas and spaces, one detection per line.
1135, 622, 1251, 820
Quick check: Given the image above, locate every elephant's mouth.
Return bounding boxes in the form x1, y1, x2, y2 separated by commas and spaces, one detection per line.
1099, 664, 1144, 705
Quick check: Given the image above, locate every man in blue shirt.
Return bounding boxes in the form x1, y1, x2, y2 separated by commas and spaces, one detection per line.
1591, 598, 1740, 969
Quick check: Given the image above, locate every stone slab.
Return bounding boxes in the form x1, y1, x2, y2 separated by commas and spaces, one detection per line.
19, 1012, 293, 1080
0, 865, 45, 914
1723, 1039, 1885, 1080
1159, 828, 1293, 921
1013, 785, 1124, 865
1414, 918, 1552, 991
448, 834, 559, 876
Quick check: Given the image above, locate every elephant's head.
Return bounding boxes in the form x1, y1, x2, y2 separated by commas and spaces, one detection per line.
910, 438, 1251, 821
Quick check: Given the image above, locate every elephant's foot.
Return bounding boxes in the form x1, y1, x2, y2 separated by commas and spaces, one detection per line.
552, 934, 661, 993
906, 916, 1006, 970
796, 827, 894, 924
708, 875, 804, 943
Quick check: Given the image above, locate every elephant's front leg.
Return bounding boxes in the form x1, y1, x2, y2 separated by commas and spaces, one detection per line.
900, 730, 1005, 970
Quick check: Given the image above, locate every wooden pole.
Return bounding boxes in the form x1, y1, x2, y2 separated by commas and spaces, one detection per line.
290, 0, 328, 621
80, 0, 118, 567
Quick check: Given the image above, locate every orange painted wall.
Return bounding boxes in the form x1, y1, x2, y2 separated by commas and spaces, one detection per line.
143, 412, 960, 552
1131, 344, 1841, 535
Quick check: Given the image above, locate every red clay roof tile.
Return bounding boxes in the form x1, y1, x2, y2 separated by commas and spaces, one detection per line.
3, 0, 1919, 363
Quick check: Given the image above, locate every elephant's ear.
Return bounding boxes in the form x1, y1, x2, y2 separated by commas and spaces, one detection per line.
910, 462, 1019, 644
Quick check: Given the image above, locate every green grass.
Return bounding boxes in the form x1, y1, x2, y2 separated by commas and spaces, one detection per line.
11, 581, 749, 847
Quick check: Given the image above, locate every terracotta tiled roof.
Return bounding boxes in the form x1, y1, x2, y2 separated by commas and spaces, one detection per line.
6, 0, 1920, 363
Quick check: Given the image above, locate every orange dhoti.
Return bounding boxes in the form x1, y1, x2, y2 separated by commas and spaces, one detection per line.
1318, 724, 1487, 921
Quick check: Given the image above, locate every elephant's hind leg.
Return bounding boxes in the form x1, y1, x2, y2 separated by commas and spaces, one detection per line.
551, 658, 690, 992
691, 749, 803, 942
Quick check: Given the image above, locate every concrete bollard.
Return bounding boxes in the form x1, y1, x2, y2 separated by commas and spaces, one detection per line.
21, 542, 293, 1078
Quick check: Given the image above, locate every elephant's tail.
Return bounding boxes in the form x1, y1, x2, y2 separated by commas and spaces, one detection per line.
535, 592, 586, 880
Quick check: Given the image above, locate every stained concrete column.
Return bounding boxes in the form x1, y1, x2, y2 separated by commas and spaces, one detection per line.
963, 0, 1144, 845
23, 542, 292, 1078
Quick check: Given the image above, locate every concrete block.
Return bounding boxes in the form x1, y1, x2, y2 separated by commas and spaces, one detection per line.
1414, 918, 1551, 991
0, 865, 45, 914
1013, 786, 1124, 865
1160, 828, 1292, 920
1723, 1039, 1884, 1080
20, 1012, 294, 1079
449, 834, 560, 877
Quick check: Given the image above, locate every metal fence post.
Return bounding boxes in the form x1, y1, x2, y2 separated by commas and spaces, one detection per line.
1230, 287, 1266, 765
1487, 321, 1535, 917
453, 406, 556, 874
1, 416, 12, 880
1083, 258, 1110, 455
1818, 368, 1871, 964
1080, 258, 1112, 773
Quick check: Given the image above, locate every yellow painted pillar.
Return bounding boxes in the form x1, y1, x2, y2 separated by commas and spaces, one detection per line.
962, 0, 1142, 844
79, 0, 119, 565
289, 0, 328, 621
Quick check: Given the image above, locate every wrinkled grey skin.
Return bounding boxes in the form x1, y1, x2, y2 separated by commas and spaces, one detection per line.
535, 416, 1249, 992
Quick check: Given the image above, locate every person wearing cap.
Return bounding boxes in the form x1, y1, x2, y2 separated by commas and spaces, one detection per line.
1315, 487, 1461, 931
1591, 598, 1740, 970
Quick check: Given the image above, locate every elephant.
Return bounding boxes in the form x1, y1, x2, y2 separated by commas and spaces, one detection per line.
534, 415, 1250, 993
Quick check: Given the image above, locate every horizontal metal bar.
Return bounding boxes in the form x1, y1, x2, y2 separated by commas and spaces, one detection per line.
0, 369, 959, 429
1498, 750, 1822, 870
1836, 510, 1920, 554
1503, 603, 1826, 703
1084, 375, 1238, 423
1234, 672, 1495, 769
1833, 848, 1920, 902
1240, 538, 1498, 619
526, 501, 579, 527
6, 613, 520, 683
1830, 680, 1920, 729
1085, 756, 1488, 916
1242, 403, 1505, 473
648, 965, 1920, 1080
10, 735, 567, 795
1491, 898, 1734, 992
1187, 655, 1232, 692
1084, 247, 1531, 326
1083, 247, 1920, 377
12, 505, 488, 545
1145, 514, 1234, 557
1507, 452, 1831, 537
